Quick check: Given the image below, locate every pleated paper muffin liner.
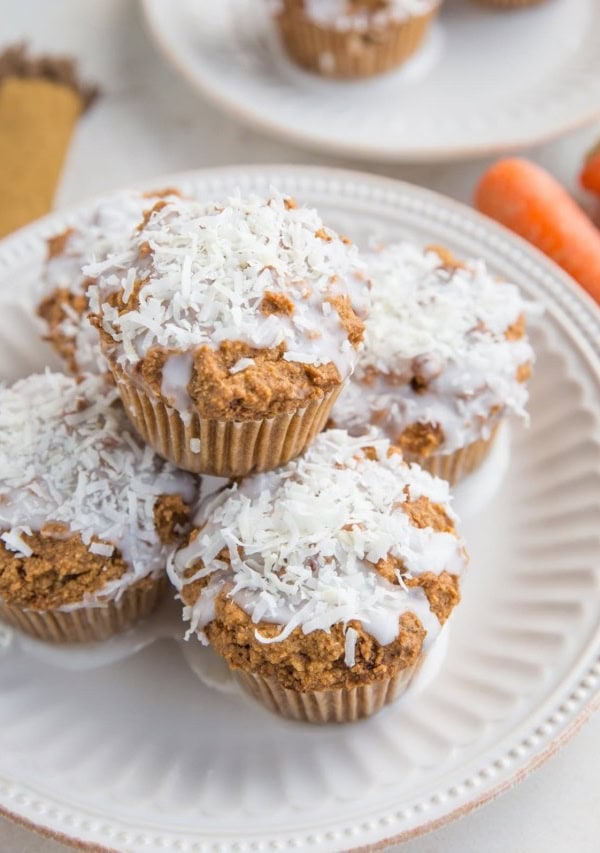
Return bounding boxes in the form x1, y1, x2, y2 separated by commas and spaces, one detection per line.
405, 424, 500, 486
112, 364, 341, 478
235, 661, 420, 724
273, 6, 437, 78
0, 573, 167, 644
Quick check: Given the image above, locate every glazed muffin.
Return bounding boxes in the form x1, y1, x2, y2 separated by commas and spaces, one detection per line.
170, 429, 467, 723
88, 193, 370, 478
37, 188, 181, 376
332, 243, 534, 484
0, 372, 198, 643
268, 0, 441, 78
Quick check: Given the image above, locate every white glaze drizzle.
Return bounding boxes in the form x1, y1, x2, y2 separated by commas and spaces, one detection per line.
0, 372, 199, 607
333, 243, 535, 454
169, 429, 466, 652
161, 352, 195, 414
86, 193, 370, 413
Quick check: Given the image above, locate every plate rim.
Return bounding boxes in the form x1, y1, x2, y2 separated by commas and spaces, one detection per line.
140, 0, 600, 163
1, 163, 600, 852
2, 698, 599, 853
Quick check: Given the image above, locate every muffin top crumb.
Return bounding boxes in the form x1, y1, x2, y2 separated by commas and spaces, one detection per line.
87, 193, 369, 419
270, 0, 440, 30
170, 429, 467, 661
0, 372, 198, 606
333, 243, 535, 455
0, 530, 139, 610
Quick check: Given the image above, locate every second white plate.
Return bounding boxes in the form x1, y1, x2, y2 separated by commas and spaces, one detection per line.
142, 0, 600, 162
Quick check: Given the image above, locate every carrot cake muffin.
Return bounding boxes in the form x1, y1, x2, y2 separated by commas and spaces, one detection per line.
37, 188, 181, 376
0, 371, 198, 643
170, 429, 467, 723
268, 0, 441, 78
331, 243, 534, 484
87, 193, 370, 477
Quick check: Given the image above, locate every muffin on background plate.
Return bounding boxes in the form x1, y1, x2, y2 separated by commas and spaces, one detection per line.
267, 0, 441, 78
37, 188, 182, 377
0, 372, 198, 643
170, 429, 467, 724
88, 193, 370, 478
332, 243, 534, 484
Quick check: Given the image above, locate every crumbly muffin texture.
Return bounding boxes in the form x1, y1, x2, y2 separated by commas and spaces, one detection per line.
170, 429, 466, 690
37, 188, 182, 376
1, 530, 137, 611
269, 0, 440, 30
333, 243, 534, 457
0, 372, 198, 609
87, 194, 370, 421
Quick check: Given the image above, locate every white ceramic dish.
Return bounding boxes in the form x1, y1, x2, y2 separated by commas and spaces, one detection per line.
1, 166, 600, 852
141, 0, 600, 162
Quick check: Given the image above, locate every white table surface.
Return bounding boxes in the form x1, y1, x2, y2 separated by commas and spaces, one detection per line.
1, 1, 599, 850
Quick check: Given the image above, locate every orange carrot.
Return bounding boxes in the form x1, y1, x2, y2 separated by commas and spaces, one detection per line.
475, 158, 600, 302
580, 141, 600, 196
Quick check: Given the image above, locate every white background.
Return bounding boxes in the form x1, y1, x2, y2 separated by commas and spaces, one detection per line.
1, 1, 599, 850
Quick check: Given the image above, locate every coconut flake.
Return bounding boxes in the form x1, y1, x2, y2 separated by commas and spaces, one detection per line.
229, 358, 255, 375
89, 541, 115, 558
344, 626, 359, 667
1, 525, 33, 558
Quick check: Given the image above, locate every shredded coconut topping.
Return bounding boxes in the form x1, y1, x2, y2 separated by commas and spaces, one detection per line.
39, 189, 182, 375
0, 372, 198, 606
170, 429, 466, 651
333, 243, 535, 454
269, 0, 439, 30
344, 626, 359, 667
87, 193, 369, 409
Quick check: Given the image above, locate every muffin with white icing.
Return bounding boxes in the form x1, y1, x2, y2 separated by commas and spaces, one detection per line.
0, 372, 198, 643
37, 188, 181, 376
88, 193, 370, 478
332, 243, 534, 484
170, 429, 466, 723
268, 0, 441, 78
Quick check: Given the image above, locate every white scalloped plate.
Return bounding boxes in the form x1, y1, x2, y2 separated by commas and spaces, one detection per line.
1, 166, 600, 853
141, 0, 600, 162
